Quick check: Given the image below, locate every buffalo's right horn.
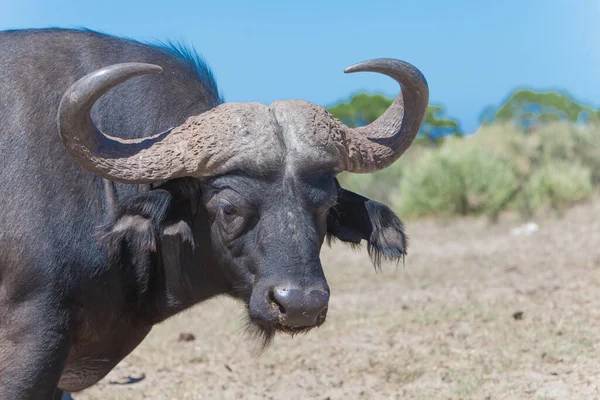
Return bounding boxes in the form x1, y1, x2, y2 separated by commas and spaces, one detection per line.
57, 63, 271, 184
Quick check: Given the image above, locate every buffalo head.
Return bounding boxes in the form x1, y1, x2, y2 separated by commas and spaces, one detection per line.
57, 59, 429, 343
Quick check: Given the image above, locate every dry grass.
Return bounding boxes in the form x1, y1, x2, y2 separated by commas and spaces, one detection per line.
74, 199, 600, 399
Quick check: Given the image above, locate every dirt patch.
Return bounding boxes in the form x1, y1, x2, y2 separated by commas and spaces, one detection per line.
75, 200, 600, 399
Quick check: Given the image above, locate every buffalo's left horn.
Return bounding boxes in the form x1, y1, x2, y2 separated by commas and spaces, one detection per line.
336, 58, 429, 173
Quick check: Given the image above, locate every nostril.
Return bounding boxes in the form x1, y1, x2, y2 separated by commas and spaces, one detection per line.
307, 290, 330, 313
270, 288, 288, 315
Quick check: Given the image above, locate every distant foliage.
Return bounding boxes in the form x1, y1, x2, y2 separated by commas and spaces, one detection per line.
338, 122, 598, 221
524, 161, 593, 217
571, 126, 600, 184
480, 89, 600, 129
328, 89, 600, 221
327, 93, 393, 128
421, 105, 463, 141
399, 142, 519, 219
337, 165, 403, 206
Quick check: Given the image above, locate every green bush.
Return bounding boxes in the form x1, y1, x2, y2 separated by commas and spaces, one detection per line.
335, 122, 599, 221
337, 162, 403, 205
523, 160, 593, 216
398, 145, 519, 219
395, 150, 465, 217
571, 125, 600, 184
532, 123, 577, 165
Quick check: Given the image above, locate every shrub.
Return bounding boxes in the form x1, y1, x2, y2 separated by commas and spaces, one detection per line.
398, 144, 519, 219
523, 160, 593, 216
571, 124, 600, 184
335, 122, 599, 221
395, 150, 465, 217
337, 162, 403, 205
532, 123, 577, 166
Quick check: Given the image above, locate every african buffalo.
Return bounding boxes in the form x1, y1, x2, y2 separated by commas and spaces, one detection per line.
0, 28, 428, 399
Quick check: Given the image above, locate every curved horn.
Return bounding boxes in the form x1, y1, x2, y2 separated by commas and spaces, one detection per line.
58, 63, 283, 184
339, 58, 429, 173
57, 63, 190, 183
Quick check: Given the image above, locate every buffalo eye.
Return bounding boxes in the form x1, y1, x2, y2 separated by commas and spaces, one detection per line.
218, 201, 246, 237
221, 203, 237, 218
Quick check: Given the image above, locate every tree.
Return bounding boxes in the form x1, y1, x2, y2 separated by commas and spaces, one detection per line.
327, 93, 393, 128
421, 105, 463, 141
480, 89, 600, 130
327, 93, 461, 142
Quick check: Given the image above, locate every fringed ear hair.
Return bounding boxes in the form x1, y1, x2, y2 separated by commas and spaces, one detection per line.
327, 183, 407, 270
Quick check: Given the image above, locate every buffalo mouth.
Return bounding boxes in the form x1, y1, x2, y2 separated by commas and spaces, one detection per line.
251, 305, 328, 333
246, 316, 327, 350
274, 319, 326, 336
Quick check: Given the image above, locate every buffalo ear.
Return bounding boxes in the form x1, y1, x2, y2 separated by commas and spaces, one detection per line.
95, 178, 201, 305
98, 190, 172, 253
97, 177, 200, 253
96, 190, 173, 297
327, 182, 407, 268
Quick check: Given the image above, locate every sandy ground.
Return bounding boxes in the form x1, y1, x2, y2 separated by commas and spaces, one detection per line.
74, 200, 600, 400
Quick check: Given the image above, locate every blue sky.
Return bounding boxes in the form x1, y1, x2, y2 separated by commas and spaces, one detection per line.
1, 0, 598, 133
